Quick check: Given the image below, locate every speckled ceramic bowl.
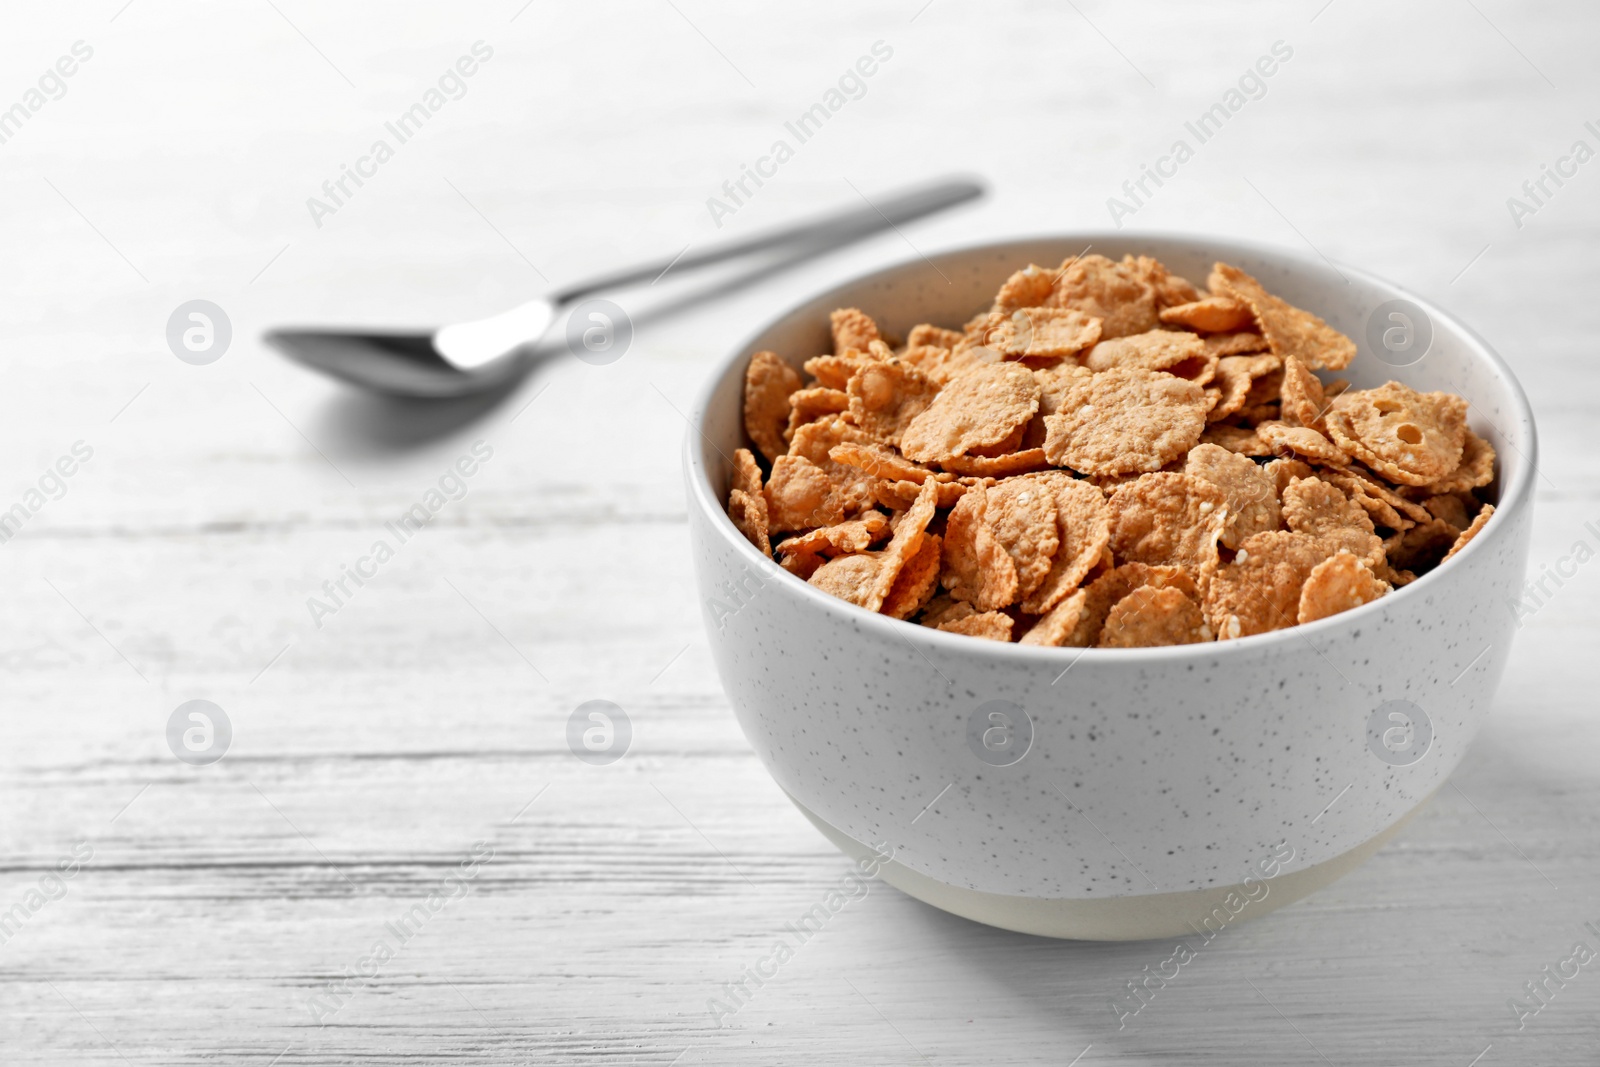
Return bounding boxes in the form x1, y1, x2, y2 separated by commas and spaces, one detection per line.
684, 234, 1536, 940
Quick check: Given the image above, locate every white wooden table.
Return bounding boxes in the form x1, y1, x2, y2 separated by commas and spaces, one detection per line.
2, 1, 1596, 1063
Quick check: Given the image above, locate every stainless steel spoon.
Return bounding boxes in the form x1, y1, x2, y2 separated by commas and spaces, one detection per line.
265, 177, 984, 398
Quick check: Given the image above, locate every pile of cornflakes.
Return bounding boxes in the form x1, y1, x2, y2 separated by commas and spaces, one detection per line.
726, 254, 1495, 646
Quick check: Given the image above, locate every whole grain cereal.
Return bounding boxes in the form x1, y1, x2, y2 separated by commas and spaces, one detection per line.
724, 253, 1498, 644
1297, 550, 1388, 624
846, 359, 940, 447
1041, 367, 1209, 475
899, 362, 1041, 463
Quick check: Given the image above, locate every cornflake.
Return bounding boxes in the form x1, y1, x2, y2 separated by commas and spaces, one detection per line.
847, 359, 939, 447
1209, 263, 1356, 370
725, 253, 1496, 643
1019, 475, 1111, 614
1121, 254, 1202, 309
1047, 254, 1161, 338
1159, 296, 1255, 334
1099, 585, 1212, 648
1297, 550, 1388, 624
900, 363, 1040, 463
1084, 329, 1207, 374
1107, 472, 1230, 587
1042, 367, 1208, 475
786, 387, 849, 441
744, 351, 802, 461
831, 307, 881, 353
1324, 381, 1467, 486
1184, 443, 1280, 549
941, 484, 1021, 611
978, 307, 1103, 359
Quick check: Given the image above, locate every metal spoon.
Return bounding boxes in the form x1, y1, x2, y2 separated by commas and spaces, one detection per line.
265, 177, 984, 398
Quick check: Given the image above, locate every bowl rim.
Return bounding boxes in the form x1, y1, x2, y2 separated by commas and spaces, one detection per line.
685, 231, 1538, 663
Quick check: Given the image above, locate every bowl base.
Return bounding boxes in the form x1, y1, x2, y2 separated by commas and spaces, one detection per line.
788, 790, 1428, 941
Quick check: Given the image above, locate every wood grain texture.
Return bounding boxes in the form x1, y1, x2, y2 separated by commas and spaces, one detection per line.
1, 0, 1598, 1063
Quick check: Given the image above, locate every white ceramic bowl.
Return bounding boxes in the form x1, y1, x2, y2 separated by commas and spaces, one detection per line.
683, 234, 1536, 940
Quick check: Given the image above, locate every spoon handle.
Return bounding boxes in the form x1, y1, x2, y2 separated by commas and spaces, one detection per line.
550, 176, 985, 304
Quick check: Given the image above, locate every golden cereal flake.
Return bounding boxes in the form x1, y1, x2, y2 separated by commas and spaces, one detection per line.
1316, 466, 1429, 529
1280, 475, 1368, 534
1083, 329, 1207, 374
830, 307, 881, 354
1098, 585, 1211, 648
967, 422, 1027, 458
1170, 350, 1220, 388
907, 324, 966, 349
776, 510, 891, 565
1279, 355, 1330, 429
1018, 587, 1090, 647
828, 441, 948, 484
788, 417, 877, 513
1047, 254, 1160, 338
919, 593, 978, 629
727, 448, 771, 554
1025, 361, 1096, 448
979, 307, 1104, 359
882, 533, 943, 620
940, 485, 1020, 611
898, 343, 996, 386
871, 478, 970, 512
1184, 443, 1280, 549
1208, 263, 1356, 370
1042, 367, 1208, 476
984, 477, 1060, 601
1281, 476, 1383, 568
1158, 296, 1256, 334
1198, 423, 1274, 457
1441, 504, 1494, 563
1264, 457, 1315, 496
766, 455, 847, 533
864, 479, 940, 611
808, 553, 882, 608
1121, 254, 1202, 309
804, 347, 884, 391
1377, 560, 1417, 587
778, 547, 827, 581
1240, 365, 1285, 410
1324, 382, 1468, 487
1205, 530, 1336, 638
732, 447, 763, 497
938, 449, 1051, 477
846, 359, 940, 447
1206, 353, 1280, 423
936, 611, 1015, 642
1030, 563, 1199, 647
1019, 475, 1112, 613
899, 363, 1041, 463
728, 490, 770, 555
1297, 550, 1388, 624
1423, 428, 1496, 494
993, 264, 1059, 312
1203, 331, 1271, 357
803, 484, 935, 613
744, 351, 802, 462
1107, 472, 1230, 585
785, 387, 849, 440
1257, 422, 1352, 466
